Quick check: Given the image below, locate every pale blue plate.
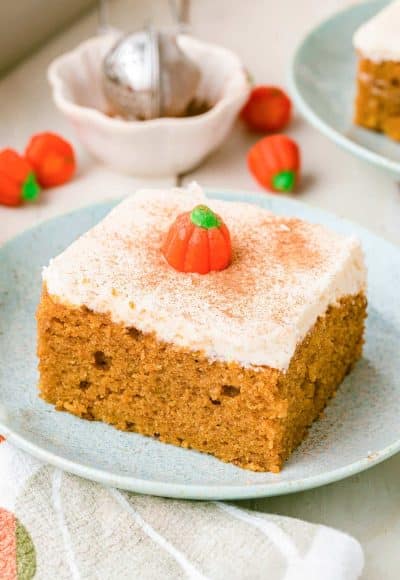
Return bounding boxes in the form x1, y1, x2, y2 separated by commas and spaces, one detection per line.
1, 190, 399, 500
288, 0, 400, 174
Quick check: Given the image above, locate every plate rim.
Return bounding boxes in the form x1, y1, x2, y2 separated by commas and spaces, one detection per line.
287, 0, 399, 175
1, 188, 400, 500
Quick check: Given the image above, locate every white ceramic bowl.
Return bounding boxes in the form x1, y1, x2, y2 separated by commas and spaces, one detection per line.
48, 34, 250, 177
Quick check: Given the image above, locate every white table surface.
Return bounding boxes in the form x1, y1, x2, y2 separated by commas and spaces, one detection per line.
1, 1, 399, 577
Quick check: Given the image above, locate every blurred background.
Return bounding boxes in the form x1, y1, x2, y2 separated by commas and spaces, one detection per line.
0, 0, 350, 76
1, 0, 398, 243
0, 0, 95, 75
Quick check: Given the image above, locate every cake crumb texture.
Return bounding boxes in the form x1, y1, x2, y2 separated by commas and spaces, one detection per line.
37, 290, 367, 473
354, 58, 400, 140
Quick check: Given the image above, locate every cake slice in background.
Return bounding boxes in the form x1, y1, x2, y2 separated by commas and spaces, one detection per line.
354, 0, 400, 140
36, 185, 367, 472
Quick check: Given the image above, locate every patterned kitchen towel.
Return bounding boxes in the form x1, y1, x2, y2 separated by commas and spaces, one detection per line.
0, 439, 364, 580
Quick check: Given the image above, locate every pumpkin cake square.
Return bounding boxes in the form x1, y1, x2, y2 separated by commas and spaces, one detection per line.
354, 0, 400, 141
37, 185, 367, 472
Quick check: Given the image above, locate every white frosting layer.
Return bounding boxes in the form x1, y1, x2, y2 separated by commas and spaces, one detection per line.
43, 185, 366, 371
353, 0, 400, 62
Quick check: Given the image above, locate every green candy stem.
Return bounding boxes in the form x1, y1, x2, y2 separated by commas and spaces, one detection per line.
272, 170, 295, 193
22, 172, 41, 202
190, 205, 221, 229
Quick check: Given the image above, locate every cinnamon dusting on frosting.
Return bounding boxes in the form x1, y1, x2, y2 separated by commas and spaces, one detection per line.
268, 219, 322, 270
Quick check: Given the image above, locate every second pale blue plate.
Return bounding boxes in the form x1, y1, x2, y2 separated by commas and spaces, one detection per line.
288, 0, 400, 174
0, 190, 400, 500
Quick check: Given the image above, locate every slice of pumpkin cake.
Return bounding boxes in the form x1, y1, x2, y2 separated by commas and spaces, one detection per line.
354, 0, 400, 140
37, 184, 367, 472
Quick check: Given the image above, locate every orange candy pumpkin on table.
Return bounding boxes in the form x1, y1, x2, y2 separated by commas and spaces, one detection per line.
0, 132, 76, 207
248, 134, 300, 193
25, 132, 76, 188
241, 85, 301, 193
0, 149, 41, 207
241, 86, 292, 133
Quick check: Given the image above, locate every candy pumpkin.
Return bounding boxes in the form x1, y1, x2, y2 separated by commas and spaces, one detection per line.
25, 132, 76, 188
162, 204, 231, 274
247, 134, 300, 193
241, 86, 292, 132
0, 149, 41, 207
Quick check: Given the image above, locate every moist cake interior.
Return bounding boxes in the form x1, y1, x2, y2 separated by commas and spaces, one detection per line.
37, 290, 366, 472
